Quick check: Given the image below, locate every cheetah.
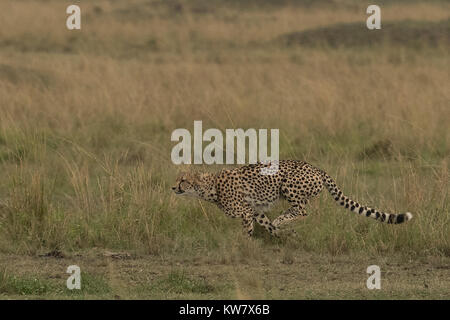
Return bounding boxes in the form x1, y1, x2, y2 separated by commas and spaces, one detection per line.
172, 160, 413, 237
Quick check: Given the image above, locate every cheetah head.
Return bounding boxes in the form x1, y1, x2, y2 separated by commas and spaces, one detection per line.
172, 171, 217, 201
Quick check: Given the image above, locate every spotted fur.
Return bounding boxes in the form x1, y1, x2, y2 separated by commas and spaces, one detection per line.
172, 160, 413, 237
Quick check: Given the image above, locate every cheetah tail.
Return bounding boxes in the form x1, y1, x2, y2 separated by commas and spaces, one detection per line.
321, 173, 413, 224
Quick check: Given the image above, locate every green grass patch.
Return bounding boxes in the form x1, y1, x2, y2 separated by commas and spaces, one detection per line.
64, 272, 112, 297
145, 270, 215, 295
0, 269, 53, 296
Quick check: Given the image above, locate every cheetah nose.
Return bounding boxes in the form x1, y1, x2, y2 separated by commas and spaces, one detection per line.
171, 187, 176, 190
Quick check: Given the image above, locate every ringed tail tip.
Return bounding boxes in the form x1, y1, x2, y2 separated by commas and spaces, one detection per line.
405, 212, 413, 221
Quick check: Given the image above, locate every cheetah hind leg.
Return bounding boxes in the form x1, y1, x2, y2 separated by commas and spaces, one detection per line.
272, 205, 308, 236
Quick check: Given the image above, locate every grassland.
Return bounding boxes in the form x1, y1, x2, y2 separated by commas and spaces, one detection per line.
0, 0, 449, 299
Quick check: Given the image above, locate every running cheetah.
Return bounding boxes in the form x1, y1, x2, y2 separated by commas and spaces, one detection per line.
172, 160, 412, 237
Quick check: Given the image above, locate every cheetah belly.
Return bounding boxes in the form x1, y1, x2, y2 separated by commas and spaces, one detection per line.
244, 197, 276, 212
243, 192, 279, 212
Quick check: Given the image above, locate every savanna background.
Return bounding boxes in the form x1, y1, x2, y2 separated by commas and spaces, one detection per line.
0, 0, 448, 299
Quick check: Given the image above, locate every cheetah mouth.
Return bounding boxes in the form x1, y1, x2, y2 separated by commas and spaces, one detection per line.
174, 190, 185, 195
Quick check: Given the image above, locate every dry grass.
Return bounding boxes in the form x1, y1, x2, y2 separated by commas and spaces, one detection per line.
0, 0, 448, 299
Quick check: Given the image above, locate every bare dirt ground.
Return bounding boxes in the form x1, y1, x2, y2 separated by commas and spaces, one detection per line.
1, 250, 448, 299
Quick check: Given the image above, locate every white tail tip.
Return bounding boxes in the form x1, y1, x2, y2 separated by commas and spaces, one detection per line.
405, 212, 413, 221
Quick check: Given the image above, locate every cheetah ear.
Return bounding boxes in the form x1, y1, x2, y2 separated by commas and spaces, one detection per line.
176, 163, 191, 175
191, 167, 204, 176
185, 170, 200, 181
198, 172, 211, 181
176, 169, 189, 178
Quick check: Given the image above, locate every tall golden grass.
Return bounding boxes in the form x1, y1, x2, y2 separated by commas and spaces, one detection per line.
0, 0, 448, 257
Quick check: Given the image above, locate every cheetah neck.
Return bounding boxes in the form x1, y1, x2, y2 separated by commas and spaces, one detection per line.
199, 173, 218, 203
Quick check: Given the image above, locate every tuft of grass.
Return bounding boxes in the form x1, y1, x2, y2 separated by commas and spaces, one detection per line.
64, 272, 112, 297
0, 269, 53, 296
0, 268, 112, 298
0, 64, 55, 89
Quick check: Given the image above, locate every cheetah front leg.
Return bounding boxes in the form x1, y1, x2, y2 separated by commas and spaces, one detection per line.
222, 204, 279, 237
254, 212, 279, 236
241, 207, 281, 237
233, 206, 279, 237
242, 214, 254, 237
222, 205, 256, 237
